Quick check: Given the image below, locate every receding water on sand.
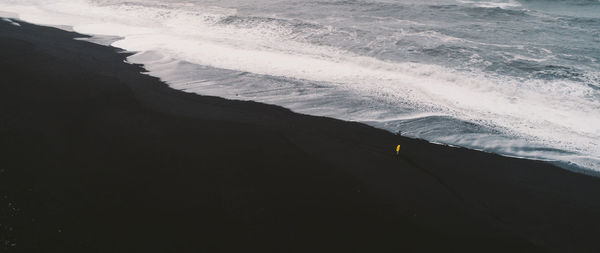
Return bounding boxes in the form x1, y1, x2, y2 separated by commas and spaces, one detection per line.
1, 0, 599, 172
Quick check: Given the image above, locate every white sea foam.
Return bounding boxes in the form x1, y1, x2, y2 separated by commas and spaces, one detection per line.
2, 17, 20, 26
1, 0, 599, 171
458, 0, 522, 9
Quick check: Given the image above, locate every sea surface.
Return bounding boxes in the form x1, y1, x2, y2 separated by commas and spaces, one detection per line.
1, 0, 599, 172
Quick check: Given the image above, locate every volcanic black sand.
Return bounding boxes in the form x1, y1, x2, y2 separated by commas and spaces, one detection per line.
1, 19, 600, 253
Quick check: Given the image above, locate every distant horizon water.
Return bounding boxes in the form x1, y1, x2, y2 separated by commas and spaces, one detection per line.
1, 0, 599, 172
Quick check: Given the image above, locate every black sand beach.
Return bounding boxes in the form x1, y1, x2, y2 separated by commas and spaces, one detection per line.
2, 20, 600, 253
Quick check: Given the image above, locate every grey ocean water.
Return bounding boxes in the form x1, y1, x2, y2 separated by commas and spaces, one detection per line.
2, 0, 599, 171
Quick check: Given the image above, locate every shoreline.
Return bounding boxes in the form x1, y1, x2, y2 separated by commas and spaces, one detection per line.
2, 19, 600, 252
5, 13, 596, 175
96, 33, 600, 176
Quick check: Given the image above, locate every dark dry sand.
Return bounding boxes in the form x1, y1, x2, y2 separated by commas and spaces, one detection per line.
1, 20, 600, 253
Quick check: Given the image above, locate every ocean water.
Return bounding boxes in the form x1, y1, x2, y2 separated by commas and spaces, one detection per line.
1, 0, 599, 172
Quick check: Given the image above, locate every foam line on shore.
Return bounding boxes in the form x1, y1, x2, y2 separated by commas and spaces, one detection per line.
1, 0, 598, 171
